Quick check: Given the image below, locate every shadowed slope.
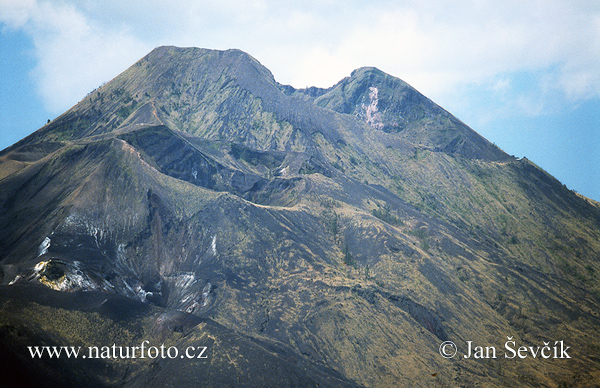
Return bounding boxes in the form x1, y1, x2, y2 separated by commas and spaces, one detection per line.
1, 46, 600, 388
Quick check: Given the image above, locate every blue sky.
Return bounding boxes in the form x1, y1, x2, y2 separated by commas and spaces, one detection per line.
1, 0, 599, 201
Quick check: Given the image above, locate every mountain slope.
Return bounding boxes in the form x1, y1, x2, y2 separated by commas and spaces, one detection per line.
313, 66, 509, 161
1, 46, 600, 388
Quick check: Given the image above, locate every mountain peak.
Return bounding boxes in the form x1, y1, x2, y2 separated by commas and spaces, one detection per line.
315, 66, 509, 161
350, 66, 385, 77
8, 46, 509, 163
2, 45, 600, 388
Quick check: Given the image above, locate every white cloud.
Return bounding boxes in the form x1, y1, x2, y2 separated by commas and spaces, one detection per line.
280, 1, 600, 100
1, 0, 150, 112
1, 0, 600, 117
0, 0, 36, 28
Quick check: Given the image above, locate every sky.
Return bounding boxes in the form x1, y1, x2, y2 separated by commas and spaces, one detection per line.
0, 0, 599, 201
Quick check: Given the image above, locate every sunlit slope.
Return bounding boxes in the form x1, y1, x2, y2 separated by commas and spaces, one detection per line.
1, 46, 599, 387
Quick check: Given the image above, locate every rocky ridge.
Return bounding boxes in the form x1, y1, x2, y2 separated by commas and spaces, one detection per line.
1, 46, 600, 387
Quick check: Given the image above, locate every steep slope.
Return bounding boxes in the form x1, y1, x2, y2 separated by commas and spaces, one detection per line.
0, 285, 361, 388
1, 46, 600, 388
313, 66, 509, 161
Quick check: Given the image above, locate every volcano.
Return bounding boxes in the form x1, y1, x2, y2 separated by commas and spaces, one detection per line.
1, 46, 599, 387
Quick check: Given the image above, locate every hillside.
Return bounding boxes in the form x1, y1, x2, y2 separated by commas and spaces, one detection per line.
1, 46, 600, 387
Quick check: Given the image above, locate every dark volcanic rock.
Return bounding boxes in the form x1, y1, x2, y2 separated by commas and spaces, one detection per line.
1, 46, 600, 388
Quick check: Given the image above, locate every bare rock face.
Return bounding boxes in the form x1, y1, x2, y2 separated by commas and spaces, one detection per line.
1, 46, 600, 388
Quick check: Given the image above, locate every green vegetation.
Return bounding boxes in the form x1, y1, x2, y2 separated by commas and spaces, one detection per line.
2, 46, 600, 388
371, 205, 403, 226
117, 99, 138, 119
343, 244, 355, 266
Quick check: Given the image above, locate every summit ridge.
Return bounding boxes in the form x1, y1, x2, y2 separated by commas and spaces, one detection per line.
1, 46, 599, 388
